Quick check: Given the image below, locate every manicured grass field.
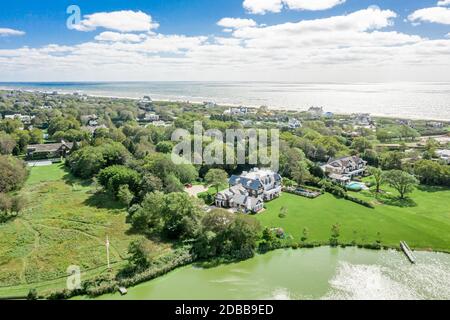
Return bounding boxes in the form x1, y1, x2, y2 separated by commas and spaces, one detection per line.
0, 164, 170, 298
257, 186, 450, 252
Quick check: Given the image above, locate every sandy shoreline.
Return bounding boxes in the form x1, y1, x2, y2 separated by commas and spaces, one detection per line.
1, 86, 449, 122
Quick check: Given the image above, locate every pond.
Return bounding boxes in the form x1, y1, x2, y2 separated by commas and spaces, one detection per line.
91, 247, 450, 300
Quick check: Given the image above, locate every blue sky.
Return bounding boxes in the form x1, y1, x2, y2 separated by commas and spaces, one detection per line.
0, 0, 449, 81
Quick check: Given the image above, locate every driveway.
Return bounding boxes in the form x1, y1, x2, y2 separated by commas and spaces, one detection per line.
184, 185, 208, 197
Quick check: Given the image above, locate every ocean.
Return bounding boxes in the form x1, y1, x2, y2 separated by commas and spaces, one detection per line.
1, 82, 449, 120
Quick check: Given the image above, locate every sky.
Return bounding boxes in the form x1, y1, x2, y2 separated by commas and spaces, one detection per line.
0, 0, 450, 82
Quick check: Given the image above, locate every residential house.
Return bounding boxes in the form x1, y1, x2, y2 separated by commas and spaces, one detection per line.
27, 140, 74, 160
4, 113, 34, 125
307, 107, 324, 119
321, 156, 367, 184
203, 101, 217, 108
426, 121, 444, 128
223, 106, 252, 116
82, 124, 107, 136
288, 118, 302, 129
80, 114, 98, 125
138, 96, 153, 110
140, 112, 160, 122
437, 149, 450, 164
215, 168, 282, 213
352, 113, 372, 126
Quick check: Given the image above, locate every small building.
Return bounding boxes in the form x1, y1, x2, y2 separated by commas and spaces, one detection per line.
321, 156, 367, 181
27, 140, 74, 160
437, 149, 450, 164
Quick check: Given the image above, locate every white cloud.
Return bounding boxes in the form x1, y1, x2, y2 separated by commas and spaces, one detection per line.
243, 0, 283, 15
283, 0, 346, 11
243, 0, 345, 14
95, 32, 147, 43
408, 7, 450, 25
217, 18, 257, 29
0, 28, 25, 37
73, 10, 159, 32
1, 7, 450, 82
437, 0, 450, 6
234, 6, 397, 39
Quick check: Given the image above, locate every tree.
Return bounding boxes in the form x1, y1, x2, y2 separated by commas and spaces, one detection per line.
383, 170, 419, 199
291, 161, 311, 186
27, 288, 38, 300
117, 185, 134, 207
128, 239, 150, 271
13, 130, 30, 154
155, 141, 173, 154
47, 117, 80, 136
351, 137, 373, 153
414, 160, 449, 186
0, 132, 16, 155
368, 166, 384, 193
0, 155, 28, 193
0, 119, 21, 134
163, 174, 184, 193
67, 146, 105, 178
67, 142, 130, 178
380, 151, 403, 170
204, 169, 228, 194
162, 192, 203, 240
301, 227, 309, 242
130, 191, 165, 234
329, 223, 340, 247
131, 191, 204, 240
29, 128, 43, 144
279, 206, 288, 218
98, 165, 141, 196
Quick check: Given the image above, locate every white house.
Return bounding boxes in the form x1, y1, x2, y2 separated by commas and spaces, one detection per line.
307, 107, 324, 118
142, 112, 160, 122
223, 106, 250, 116
321, 156, 367, 184
352, 113, 372, 126
426, 121, 444, 128
4, 114, 34, 124
437, 149, 450, 164
215, 168, 282, 213
288, 118, 302, 129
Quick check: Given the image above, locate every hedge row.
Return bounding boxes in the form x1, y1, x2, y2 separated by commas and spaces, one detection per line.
46, 247, 193, 300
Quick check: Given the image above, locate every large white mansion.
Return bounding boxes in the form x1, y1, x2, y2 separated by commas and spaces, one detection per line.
215, 168, 282, 214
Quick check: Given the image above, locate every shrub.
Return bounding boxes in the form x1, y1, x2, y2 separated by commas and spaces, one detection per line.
0, 155, 28, 193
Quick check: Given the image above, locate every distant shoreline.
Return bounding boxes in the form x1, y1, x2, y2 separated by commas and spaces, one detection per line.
1, 85, 449, 122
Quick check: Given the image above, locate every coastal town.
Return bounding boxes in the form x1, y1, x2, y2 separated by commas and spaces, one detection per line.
0, 89, 449, 299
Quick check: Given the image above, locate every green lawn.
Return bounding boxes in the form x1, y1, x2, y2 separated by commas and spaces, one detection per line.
26, 162, 67, 185
256, 186, 450, 252
0, 164, 170, 298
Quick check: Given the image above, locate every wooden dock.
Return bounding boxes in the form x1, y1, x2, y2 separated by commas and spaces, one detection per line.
400, 241, 416, 264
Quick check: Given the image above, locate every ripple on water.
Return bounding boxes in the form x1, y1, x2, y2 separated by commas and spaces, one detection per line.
323, 251, 450, 300
323, 262, 420, 300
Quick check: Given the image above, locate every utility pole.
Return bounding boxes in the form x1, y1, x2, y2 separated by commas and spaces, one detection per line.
106, 235, 111, 270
